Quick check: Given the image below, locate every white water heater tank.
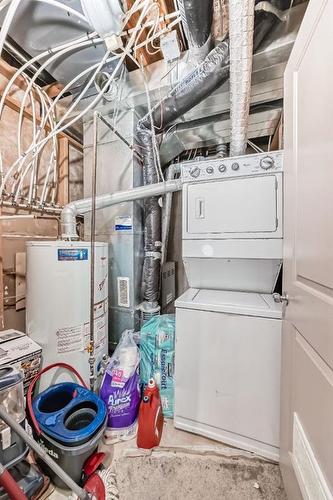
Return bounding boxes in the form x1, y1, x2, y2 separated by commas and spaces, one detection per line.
26, 241, 108, 391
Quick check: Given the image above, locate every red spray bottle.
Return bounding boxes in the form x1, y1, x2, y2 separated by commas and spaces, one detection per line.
137, 378, 164, 449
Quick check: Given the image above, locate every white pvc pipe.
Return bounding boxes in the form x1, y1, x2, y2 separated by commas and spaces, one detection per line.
36, 15, 181, 127
0, 1, 12, 13
11, 1, 150, 177
17, 39, 103, 130
0, 38, 104, 198
0, 33, 100, 120
0, 0, 20, 57
0, 215, 35, 220
11, 49, 112, 203
61, 179, 182, 239
1, 1, 179, 204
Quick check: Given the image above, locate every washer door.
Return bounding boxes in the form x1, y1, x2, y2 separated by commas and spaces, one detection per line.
174, 306, 281, 459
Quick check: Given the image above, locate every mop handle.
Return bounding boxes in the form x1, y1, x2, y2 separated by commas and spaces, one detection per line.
27, 362, 88, 436
0, 461, 28, 500
0, 407, 91, 500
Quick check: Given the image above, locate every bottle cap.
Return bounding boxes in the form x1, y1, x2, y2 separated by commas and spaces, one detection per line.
148, 378, 156, 389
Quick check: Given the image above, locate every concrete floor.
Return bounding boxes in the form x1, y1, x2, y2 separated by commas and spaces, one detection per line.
49, 421, 286, 500
114, 452, 286, 500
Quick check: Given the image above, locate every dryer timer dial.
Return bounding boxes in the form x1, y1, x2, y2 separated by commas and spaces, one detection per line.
260, 156, 275, 170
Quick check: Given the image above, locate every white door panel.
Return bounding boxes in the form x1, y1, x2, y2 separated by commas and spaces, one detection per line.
281, 0, 333, 497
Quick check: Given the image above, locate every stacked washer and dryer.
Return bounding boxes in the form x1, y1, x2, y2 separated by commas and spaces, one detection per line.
174, 151, 284, 461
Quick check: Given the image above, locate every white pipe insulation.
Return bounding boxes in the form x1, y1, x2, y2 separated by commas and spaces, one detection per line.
229, 0, 255, 157
61, 179, 183, 240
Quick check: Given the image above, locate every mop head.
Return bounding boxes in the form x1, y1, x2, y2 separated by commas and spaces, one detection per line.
98, 468, 119, 499
70, 468, 119, 500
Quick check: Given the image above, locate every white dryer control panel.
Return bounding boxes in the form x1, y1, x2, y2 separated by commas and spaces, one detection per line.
182, 150, 283, 183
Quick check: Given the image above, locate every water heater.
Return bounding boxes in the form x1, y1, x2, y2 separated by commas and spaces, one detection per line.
26, 241, 108, 390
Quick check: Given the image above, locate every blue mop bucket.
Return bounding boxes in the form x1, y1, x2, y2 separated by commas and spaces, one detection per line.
28, 365, 107, 488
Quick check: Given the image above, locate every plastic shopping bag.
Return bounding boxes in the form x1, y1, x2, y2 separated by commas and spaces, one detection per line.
140, 315, 175, 418
100, 330, 140, 443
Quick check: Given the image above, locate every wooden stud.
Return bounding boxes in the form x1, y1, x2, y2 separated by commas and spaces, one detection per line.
57, 136, 70, 206
270, 114, 283, 151
0, 207, 4, 329
43, 82, 65, 99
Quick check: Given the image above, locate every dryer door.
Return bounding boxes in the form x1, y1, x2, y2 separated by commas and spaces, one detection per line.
184, 173, 282, 239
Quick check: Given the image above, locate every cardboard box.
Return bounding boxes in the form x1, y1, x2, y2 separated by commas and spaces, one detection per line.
0, 330, 42, 392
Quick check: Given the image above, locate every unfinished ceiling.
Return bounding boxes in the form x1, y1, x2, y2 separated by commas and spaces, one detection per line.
1, 0, 184, 92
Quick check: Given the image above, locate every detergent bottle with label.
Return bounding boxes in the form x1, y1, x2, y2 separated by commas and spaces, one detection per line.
137, 378, 164, 449
100, 330, 140, 443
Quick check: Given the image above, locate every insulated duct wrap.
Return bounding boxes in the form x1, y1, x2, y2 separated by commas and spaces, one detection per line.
137, 41, 230, 305
139, 41, 230, 133
229, 0, 255, 157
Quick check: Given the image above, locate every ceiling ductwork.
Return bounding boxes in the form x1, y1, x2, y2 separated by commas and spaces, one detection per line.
229, 0, 255, 157
80, 0, 124, 50
177, 0, 214, 59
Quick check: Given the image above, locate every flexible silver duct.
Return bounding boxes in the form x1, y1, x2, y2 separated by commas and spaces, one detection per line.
137, 40, 230, 309
229, 0, 255, 157
177, 0, 214, 59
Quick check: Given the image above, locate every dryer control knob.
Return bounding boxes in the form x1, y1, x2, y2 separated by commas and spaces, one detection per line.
206, 166, 214, 174
231, 162, 240, 171
190, 166, 201, 178
218, 164, 227, 173
260, 156, 275, 170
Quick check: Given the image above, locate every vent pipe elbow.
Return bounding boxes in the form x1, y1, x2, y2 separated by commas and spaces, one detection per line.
60, 204, 79, 240
60, 180, 183, 240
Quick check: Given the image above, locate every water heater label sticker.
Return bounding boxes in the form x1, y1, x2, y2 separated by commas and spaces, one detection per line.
57, 324, 84, 354
114, 216, 132, 231
84, 313, 107, 349
58, 249, 88, 261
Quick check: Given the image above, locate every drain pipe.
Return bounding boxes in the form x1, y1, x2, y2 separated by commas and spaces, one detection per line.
229, 0, 255, 157
60, 180, 182, 240
161, 163, 181, 268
